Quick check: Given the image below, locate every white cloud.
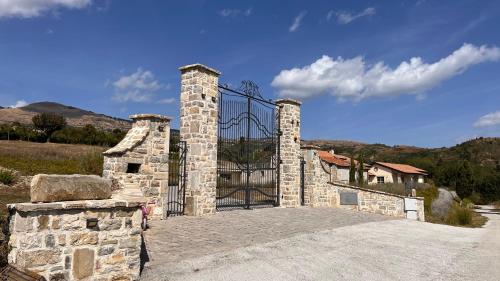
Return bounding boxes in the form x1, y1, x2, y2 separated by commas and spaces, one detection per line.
474, 111, 500, 127
158, 98, 175, 104
219, 7, 252, 18
289, 11, 306, 32
328, 7, 376, 24
109, 68, 169, 103
271, 43, 500, 101
0, 0, 92, 19
9, 100, 28, 108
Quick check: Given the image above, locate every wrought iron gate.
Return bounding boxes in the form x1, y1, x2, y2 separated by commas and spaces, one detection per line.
217, 81, 280, 209
300, 158, 306, 206
165, 139, 187, 217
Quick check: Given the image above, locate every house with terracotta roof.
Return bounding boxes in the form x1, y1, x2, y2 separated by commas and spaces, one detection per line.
367, 162, 428, 185
317, 150, 369, 184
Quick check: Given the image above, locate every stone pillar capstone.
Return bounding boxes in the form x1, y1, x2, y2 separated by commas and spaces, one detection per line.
276, 99, 302, 207
179, 64, 220, 216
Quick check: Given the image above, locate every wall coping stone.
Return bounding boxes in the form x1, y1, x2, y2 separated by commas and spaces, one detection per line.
301, 144, 320, 150
129, 113, 172, 121
8, 199, 145, 213
275, 99, 302, 106
178, 63, 221, 76
329, 181, 424, 201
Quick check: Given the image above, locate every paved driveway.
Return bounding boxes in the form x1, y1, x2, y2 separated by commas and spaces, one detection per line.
141, 206, 500, 281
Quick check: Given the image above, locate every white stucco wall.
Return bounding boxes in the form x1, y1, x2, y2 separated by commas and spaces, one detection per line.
368, 164, 425, 185
367, 164, 395, 185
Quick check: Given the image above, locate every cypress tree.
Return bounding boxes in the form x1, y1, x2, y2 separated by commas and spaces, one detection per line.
357, 154, 364, 186
349, 156, 356, 184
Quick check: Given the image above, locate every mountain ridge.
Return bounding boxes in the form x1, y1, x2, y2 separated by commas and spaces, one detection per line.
0, 101, 131, 130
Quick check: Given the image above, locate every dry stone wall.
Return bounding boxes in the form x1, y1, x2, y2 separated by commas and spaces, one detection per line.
277, 99, 302, 208
179, 64, 220, 216
7, 199, 143, 281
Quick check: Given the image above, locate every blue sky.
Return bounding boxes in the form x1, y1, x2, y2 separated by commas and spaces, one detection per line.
0, 0, 499, 147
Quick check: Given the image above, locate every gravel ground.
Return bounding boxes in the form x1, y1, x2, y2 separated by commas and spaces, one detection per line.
141, 206, 500, 281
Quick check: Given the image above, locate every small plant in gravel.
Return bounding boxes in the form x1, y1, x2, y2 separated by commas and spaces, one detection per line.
0, 169, 15, 185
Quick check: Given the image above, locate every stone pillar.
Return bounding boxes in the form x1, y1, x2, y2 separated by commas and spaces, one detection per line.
276, 99, 302, 207
179, 64, 220, 216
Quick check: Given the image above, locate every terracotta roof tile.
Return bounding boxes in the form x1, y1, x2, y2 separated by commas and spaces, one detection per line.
376, 162, 428, 175
318, 151, 351, 167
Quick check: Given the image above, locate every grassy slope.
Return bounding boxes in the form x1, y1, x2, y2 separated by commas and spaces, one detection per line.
0, 140, 106, 176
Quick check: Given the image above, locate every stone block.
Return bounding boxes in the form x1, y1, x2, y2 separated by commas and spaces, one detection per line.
98, 245, 116, 256
19, 249, 61, 267
31, 174, 112, 203
37, 215, 50, 230
69, 232, 99, 246
73, 248, 95, 279
46, 234, 56, 248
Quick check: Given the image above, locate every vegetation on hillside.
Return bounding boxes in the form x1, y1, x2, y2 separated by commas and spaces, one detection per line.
306, 137, 500, 204
0, 113, 126, 147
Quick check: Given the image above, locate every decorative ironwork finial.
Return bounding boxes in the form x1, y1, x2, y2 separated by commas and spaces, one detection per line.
239, 80, 263, 99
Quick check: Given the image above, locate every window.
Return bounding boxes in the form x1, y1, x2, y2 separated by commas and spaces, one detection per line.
377, 176, 384, 184
126, 163, 141, 173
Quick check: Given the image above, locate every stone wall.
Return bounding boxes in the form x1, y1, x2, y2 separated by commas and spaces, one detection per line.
334, 183, 405, 217
277, 99, 302, 208
103, 114, 170, 217
179, 64, 220, 216
7, 199, 143, 281
301, 148, 337, 207
301, 149, 425, 221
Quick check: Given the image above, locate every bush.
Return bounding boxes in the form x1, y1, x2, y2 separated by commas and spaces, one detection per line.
416, 186, 439, 215
446, 204, 473, 226
0, 169, 14, 185
367, 183, 407, 196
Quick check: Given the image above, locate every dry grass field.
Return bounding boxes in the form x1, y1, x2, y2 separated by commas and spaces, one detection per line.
0, 140, 106, 176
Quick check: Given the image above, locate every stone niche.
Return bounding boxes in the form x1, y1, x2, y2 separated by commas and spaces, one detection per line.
7, 199, 143, 281
103, 114, 171, 217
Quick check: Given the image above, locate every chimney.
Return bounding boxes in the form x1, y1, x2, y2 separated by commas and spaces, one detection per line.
329, 149, 335, 155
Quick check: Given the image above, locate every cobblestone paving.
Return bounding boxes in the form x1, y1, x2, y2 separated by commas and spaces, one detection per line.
142, 207, 392, 267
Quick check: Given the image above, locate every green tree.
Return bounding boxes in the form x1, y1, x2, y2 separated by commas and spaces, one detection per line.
349, 156, 356, 184
456, 160, 474, 199
32, 113, 67, 142
357, 154, 364, 186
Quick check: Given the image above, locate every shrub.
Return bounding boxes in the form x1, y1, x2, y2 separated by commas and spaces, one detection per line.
446, 204, 473, 226
367, 183, 407, 196
0, 169, 14, 185
416, 186, 439, 215
467, 192, 482, 204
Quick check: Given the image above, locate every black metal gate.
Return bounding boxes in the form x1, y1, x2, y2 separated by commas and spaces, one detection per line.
217, 81, 280, 209
300, 158, 306, 206
165, 139, 187, 217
